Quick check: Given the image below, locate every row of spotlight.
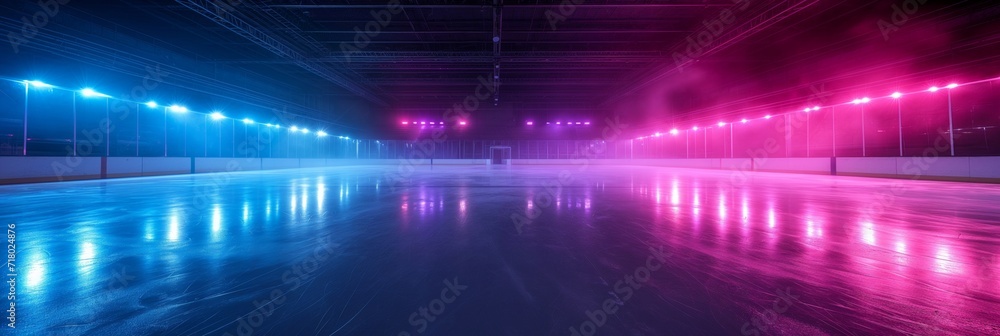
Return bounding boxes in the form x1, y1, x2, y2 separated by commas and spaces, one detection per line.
526, 121, 591, 126
401, 121, 468, 126
19, 79, 348, 139
635, 81, 966, 140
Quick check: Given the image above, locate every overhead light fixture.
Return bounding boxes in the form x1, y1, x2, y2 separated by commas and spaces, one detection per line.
26, 80, 51, 88
210, 112, 225, 120
80, 88, 110, 98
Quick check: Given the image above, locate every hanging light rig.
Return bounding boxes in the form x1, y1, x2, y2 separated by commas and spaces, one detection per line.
492, 0, 503, 106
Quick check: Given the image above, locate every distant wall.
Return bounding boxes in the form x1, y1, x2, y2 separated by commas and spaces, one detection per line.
1, 156, 997, 185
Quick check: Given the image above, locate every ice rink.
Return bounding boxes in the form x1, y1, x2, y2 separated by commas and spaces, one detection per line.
5, 165, 1000, 335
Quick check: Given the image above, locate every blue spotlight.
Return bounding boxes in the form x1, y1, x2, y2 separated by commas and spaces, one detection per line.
26, 80, 51, 88
80, 88, 110, 98
210, 112, 225, 120
145, 101, 158, 108
169, 105, 188, 113
242, 118, 253, 125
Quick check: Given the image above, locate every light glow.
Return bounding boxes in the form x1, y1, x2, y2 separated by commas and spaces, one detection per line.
26, 80, 51, 88
459, 121, 467, 125
80, 88, 110, 98
929, 86, 940, 92
891, 92, 902, 99
242, 118, 253, 125
317, 131, 328, 137
741, 119, 748, 123
145, 101, 158, 108
169, 105, 188, 113
717, 122, 726, 127
526, 121, 534, 125
669, 129, 679, 135
764, 115, 772, 119
946, 83, 958, 89
210, 112, 225, 120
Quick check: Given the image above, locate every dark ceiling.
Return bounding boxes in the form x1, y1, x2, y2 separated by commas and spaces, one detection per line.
105, 0, 756, 111
6, 0, 1000, 138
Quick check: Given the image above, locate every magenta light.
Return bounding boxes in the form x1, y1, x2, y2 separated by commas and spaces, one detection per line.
654, 132, 662, 137
946, 83, 958, 89
891, 92, 902, 99
459, 121, 467, 125
584, 122, 591, 125
929, 86, 940, 92
692, 126, 699, 131
420, 122, 426, 125
813, 106, 820, 110
803, 108, 811, 113
556, 122, 562, 125
526, 121, 534, 125
546, 122, 551, 125
717, 122, 726, 127
401, 121, 408, 125
576, 122, 582, 125
741, 118, 748, 123
669, 129, 679, 135
852, 99, 862, 104
861, 97, 871, 103
764, 115, 772, 119
439, 122, 444, 125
